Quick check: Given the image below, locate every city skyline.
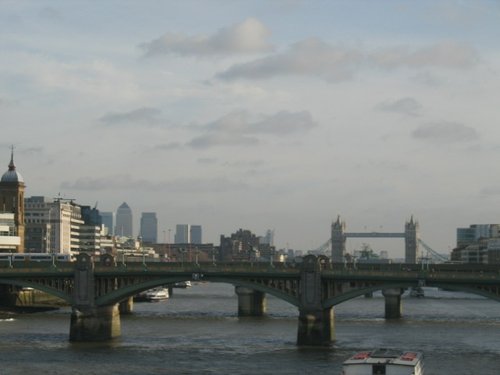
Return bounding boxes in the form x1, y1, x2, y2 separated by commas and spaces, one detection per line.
2, 1, 500, 255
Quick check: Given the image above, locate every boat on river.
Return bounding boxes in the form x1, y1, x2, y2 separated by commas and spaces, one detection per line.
144, 287, 169, 301
342, 349, 424, 375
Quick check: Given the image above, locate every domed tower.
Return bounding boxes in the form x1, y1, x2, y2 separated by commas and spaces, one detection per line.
0, 147, 25, 252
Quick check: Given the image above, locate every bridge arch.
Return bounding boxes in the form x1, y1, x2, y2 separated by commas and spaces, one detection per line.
322, 282, 500, 308
0, 279, 72, 304
97, 277, 299, 307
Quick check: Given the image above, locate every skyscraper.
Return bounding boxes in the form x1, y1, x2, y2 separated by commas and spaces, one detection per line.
100, 212, 114, 236
174, 224, 189, 243
190, 225, 202, 244
140, 212, 158, 244
115, 202, 133, 237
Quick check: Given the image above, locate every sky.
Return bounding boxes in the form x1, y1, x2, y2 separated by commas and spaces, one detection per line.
1, 0, 500, 257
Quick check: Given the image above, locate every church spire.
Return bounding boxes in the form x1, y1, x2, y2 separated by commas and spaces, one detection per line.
8, 145, 15, 171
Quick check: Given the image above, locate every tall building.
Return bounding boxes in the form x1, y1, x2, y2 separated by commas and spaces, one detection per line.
100, 211, 114, 236
190, 225, 202, 244
115, 202, 133, 237
140, 212, 158, 244
174, 224, 190, 243
0, 148, 25, 252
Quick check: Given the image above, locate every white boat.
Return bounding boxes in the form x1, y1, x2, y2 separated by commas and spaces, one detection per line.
173, 281, 192, 288
144, 287, 169, 301
342, 349, 424, 375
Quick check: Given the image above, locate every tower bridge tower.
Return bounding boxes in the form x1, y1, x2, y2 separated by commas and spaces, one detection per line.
331, 216, 346, 262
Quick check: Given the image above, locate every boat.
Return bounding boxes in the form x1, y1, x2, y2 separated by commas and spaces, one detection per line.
173, 281, 192, 288
342, 349, 424, 375
144, 287, 169, 301
410, 286, 424, 298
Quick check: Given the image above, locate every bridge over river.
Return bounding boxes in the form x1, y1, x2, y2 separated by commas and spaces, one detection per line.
1, 254, 499, 346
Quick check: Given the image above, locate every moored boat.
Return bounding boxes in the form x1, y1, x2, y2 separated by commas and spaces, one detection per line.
342, 349, 424, 375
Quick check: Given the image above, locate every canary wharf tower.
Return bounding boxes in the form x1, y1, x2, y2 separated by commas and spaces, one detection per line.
115, 202, 133, 237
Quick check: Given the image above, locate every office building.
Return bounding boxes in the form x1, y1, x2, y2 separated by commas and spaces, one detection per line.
100, 212, 114, 236
115, 202, 133, 237
190, 225, 202, 244
140, 212, 158, 244
175, 224, 190, 243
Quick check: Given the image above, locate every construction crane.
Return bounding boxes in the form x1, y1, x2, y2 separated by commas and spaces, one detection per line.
418, 239, 449, 263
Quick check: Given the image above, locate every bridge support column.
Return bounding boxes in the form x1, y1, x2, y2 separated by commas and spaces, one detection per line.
382, 288, 403, 319
235, 286, 266, 316
119, 297, 133, 314
70, 304, 121, 341
297, 307, 334, 346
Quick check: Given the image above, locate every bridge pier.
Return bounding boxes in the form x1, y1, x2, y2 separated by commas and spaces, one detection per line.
297, 307, 334, 346
119, 297, 134, 314
235, 286, 266, 316
70, 304, 121, 341
382, 288, 403, 319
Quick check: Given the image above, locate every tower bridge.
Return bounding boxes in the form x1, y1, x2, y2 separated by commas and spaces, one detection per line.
332, 215, 421, 263
1, 254, 499, 346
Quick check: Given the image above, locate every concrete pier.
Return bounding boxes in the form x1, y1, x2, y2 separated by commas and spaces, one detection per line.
69, 304, 121, 341
297, 307, 334, 346
382, 288, 403, 319
118, 297, 134, 315
235, 286, 266, 316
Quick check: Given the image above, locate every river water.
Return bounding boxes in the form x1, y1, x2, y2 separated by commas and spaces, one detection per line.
0, 283, 499, 375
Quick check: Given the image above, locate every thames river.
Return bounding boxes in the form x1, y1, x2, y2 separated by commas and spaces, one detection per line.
1, 283, 499, 375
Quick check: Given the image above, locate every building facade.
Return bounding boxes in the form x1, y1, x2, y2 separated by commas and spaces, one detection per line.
0, 212, 21, 251
24, 196, 102, 255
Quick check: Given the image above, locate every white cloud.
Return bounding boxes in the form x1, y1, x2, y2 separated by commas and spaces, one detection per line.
141, 18, 273, 57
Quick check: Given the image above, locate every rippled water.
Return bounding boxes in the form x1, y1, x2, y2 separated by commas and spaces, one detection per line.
1, 284, 500, 375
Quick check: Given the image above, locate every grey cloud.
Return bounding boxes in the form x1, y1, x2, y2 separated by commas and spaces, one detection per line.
39, 7, 63, 22
371, 41, 479, 69
480, 186, 500, 197
189, 132, 259, 149
141, 18, 273, 57
61, 175, 247, 193
188, 110, 316, 149
217, 38, 361, 82
155, 142, 182, 151
217, 39, 479, 82
99, 107, 166, 127
377, 97, 423, 116
412, 122, 479, 142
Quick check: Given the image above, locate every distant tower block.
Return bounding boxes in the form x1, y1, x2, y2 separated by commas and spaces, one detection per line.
331, 216, 346, 262
405, 216, 420, 263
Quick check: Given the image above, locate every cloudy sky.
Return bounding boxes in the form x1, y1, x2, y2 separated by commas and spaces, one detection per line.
2, 0, 500, 256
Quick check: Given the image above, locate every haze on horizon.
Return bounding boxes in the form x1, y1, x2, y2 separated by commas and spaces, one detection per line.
2, 1, 500, 256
